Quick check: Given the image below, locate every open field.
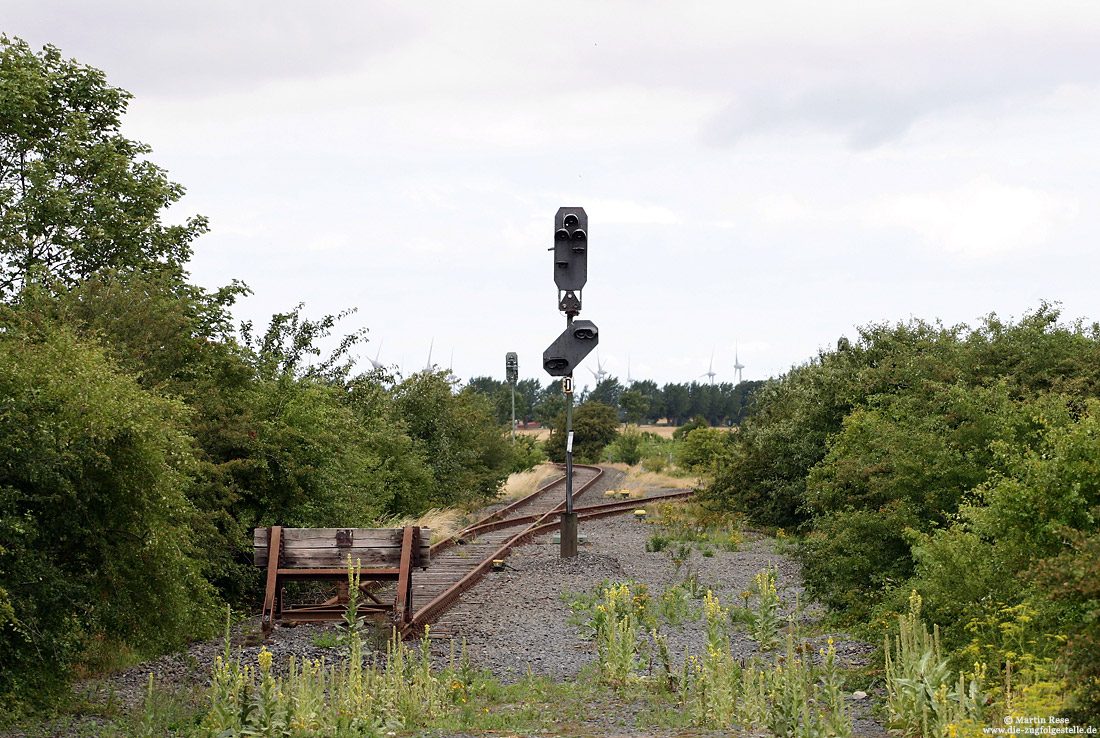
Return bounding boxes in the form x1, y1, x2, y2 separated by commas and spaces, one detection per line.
516, 423, 680, 442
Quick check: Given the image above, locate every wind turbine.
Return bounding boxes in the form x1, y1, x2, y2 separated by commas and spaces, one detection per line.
733, 344, 745, 384
424, 338, 434, 371
588, 350, 609, 383
367, 340, 384, 371
625, 354, 634, 386
700, 349, 717, 385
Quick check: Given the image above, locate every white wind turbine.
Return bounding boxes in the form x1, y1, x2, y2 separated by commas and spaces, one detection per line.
588, 350, 609, 383
733, 344, 745, 384
367, 340, 384, 371
700, 349, 717, 385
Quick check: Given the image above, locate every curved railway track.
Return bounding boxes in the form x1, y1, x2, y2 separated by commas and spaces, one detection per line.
398, 464, 693, 636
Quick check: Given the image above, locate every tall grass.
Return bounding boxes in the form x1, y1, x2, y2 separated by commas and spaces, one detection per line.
372, 507, 464, 545
603, 462, 700, 489
500, 462, 559, 502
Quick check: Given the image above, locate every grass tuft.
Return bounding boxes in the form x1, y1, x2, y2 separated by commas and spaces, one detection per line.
500, 462, 560, 502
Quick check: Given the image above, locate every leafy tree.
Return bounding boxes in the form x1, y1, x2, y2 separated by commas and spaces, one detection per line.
704, 342, 862, 529
545, 402, 620, 464
676, 426, 735, 473
687, 382, 714, 423
533, 382, 568, 428
0, 37, 207, 297
464, 376, 510, 425
630, 379, 666, 424
514, 378, 541, 426
390, 370, 512, 507
587, 377, 624, 409
0, 305, 217, 706
730, 380, 765, 424
619, 388, 650, 425
662, 382, 690, 426
46, 270, 262, 601
342, 375, 434, 516
241, 303, 366, 382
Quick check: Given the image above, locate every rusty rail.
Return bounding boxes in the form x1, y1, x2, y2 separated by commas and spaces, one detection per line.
405, 464, 604, 634
401, 466, 694, 637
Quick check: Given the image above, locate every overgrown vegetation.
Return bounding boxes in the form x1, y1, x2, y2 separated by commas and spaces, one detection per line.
562, 572, 852, 736
8, 31, 1100, 731
0, 38, 523, 715
703, 305, 1100, 721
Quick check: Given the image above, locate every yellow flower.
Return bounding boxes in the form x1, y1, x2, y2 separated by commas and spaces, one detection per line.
257, 646, 273, 672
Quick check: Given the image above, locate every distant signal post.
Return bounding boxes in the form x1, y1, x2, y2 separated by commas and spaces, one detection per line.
506, 352, 518, 444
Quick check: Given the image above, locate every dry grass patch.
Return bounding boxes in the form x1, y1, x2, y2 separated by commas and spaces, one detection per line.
516, 426, 551, 441
604, 462, 699, 491
385, 507, 465, 544
500, 462, 561, 502
634, 423, 679, 438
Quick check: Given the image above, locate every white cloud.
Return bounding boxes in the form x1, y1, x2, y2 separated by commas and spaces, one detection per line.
585, 199, 680, 226
867, 177, 1081, 260
11, 1, 1100, 384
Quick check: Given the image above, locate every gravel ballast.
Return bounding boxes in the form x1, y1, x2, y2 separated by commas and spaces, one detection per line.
4, 478, 885, 737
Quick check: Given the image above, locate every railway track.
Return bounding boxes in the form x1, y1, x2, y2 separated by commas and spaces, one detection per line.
398, 464, 693, 636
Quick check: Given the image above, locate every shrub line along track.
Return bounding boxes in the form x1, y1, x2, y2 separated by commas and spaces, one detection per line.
399, 464, 693, 637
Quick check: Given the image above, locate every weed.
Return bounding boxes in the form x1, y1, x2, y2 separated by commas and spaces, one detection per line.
682, 569, 707, 599
884, 592, 989, 737
310, 627, 341, 649
656, 582, 694, 627
731, 565, 783, 650
670, 588, 852, 735
645, 533, 670, 552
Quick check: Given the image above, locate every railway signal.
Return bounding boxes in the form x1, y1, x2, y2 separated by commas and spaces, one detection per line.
542, 320, 599, 376
505, 352, 518, 384
553, 207, 588, 293
543, 206, 599, 559
506, 352, 518, 444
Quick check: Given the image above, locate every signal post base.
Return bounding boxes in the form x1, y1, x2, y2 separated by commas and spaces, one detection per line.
560, 513, 579, 558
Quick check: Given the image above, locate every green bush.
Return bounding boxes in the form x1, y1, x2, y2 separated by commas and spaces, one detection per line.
508, 433, 546, 474
798, 508, 917, 616
0, 311, 219, 708
672, 415, 708, 441
605, 425, 646, 465
676, 427, 734, 473
544, 402, 619, 464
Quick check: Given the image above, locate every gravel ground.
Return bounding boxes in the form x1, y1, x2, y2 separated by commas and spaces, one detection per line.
4, 476, 886, 737
431, 514, 883, 736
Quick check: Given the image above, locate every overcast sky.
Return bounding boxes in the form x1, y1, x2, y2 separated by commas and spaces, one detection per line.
7, 1, 1100, 387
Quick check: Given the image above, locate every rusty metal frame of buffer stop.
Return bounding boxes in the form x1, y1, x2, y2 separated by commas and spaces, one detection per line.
254, 525, 431, 633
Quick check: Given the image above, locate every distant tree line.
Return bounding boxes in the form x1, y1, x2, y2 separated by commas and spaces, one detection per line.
464, 375, 764, 428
